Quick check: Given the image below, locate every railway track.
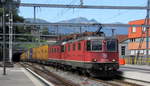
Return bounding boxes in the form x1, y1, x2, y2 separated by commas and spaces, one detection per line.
79, 72, 142, 86
20, 62, 79, 86
20, 62, 143, 86
89, 77, 142, 86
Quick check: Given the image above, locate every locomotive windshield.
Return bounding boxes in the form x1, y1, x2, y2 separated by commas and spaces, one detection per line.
106, 40, 117, 51
87, 40, 102, 51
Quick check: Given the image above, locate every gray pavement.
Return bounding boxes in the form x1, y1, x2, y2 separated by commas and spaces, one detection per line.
119, 64, 150, 86
121, 64, 150, 70
0, 64, 44, 86
120, 64, 150, 73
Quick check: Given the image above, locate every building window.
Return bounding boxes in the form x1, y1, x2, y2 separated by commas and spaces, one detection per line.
142, 26, 146, 32
130, 38, 136, 42
132, 27, 136, 33
121, 46, 125, 56
130, 50, 135, 55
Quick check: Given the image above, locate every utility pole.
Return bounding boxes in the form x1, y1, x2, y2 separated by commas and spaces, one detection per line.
8, 9, 13, 63
56, 25, 59, 40
34, 6, 36, 43
0, 17, 2, 59
146, 0, 150, 64
79, 26, 82, 33
80, 0, 83, 6
8, 1, 14, 63
31, 6, 37, 42
33, 6, 40, 44
2, 3, 6, 75
34, 6, 36, 22
111, 28, 116, 36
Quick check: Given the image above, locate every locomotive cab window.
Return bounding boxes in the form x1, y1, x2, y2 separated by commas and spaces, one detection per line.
87, 40, 91, 51
91, 40, 102, 51
107, 40, 117, 51
87, 40, 102, 51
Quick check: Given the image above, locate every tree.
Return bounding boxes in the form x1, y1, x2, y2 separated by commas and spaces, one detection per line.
42, 27, 49, 35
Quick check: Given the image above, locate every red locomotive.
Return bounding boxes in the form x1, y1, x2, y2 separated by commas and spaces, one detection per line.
48, 28, 119, 77
21, 26, 119, 77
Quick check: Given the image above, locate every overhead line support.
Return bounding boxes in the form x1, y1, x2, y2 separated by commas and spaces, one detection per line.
146, 0, 150, 64
20, 3, 149, 10
0, 22, 150, 27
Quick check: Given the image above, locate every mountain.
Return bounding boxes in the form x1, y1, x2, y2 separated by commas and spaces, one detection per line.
25, 18, 49, 23
58, 17, 128, 35
25, 17, 128, 35
57, 17, 98, 34
59, 17, 98, 23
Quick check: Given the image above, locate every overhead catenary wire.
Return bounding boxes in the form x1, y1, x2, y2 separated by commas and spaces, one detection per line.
56, 0, 78, 19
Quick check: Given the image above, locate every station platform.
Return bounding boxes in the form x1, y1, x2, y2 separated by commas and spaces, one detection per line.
119, 64, 150, 83
0, 64, 44, 86
120, 64, 150, 71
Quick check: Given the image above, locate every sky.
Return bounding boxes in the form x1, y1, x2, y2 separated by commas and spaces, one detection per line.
19, 0, 147, 23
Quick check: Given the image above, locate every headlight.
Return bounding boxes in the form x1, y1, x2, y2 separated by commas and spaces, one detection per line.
92, 58, 97, 62
112, 59, 116, 62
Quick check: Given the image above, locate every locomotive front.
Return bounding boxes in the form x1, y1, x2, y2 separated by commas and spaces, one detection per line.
84, 37, 119, 77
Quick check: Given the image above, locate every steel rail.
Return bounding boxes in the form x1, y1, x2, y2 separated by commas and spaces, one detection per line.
0, 22, 150, 27
20, 3, 149, 10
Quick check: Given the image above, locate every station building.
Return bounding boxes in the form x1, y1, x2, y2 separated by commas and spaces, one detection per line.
117, 35, 129, 58
128, 19, 149, 55
126, 19, 150, 64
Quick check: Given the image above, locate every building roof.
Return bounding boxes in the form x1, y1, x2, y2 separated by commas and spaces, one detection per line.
116, 35, 128, 43
128, 19, 150, 38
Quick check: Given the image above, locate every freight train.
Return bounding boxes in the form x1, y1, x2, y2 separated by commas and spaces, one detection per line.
21, 30, 119, 77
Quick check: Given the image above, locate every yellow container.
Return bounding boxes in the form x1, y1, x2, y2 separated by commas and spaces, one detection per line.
21, 45, 48, 61
39, 45, 48, 61
32, 48, 37, 60
20, 52, 25, 60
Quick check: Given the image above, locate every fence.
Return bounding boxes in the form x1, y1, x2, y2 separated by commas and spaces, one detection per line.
124, 55, 150, 65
